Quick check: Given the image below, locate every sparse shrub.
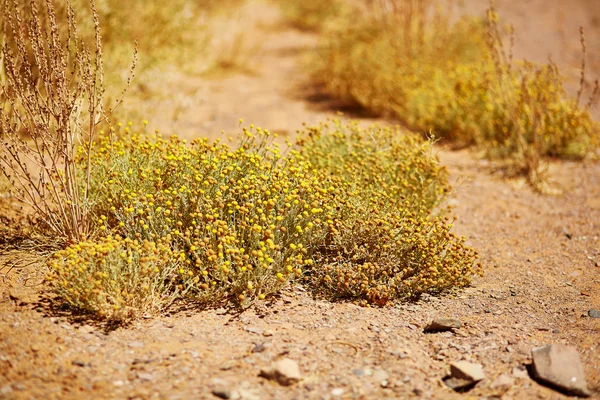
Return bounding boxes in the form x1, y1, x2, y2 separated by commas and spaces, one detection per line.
4, 0, 480, 322
311, 0, 599, 190
0, 0, 134, 243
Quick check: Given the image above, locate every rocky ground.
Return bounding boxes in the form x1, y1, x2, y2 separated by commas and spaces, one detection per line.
1, 1, 600, 399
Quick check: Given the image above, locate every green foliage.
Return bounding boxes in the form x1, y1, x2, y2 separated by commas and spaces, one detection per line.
46, 121, 479, 321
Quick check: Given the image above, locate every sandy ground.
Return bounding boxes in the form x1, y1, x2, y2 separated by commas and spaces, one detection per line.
1, 1, 600, 399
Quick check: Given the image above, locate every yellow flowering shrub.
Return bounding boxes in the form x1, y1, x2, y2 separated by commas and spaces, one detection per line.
47, 236, 185, 321
47, 120, 479, 320
297, 120, 481, 304
297, 120, 449, 212
311, 1, 599, 187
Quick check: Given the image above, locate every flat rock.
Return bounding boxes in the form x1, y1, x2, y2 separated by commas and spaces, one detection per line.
211, 379, 240, 400
531, 344, 591, 397
424, 318, 462, 333
259, 358, 302, 386
136, 372, 154, 382
450, 361, 485, 382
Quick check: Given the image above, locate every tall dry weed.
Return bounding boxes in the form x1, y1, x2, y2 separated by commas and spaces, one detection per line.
0, 0, 135, 243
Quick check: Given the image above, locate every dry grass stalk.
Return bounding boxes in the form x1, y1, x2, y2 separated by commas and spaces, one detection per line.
486, 2, 597, 192
0, 0, 135, 243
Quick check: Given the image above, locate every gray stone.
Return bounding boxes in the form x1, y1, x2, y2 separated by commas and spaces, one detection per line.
424, 318, 462, 333
211, 379, 240, 400
219, 360, 238, 371
212, 386, 233, 399
450, 361, 485, 382
237, 388, 259, 400
0, 385, 13, 396
387, 347, 410, 359
244, 327, 263, 335
252, 343, 266, 353
531, 344, 591, 397
259, 358, 302, 386
588, 309, 600, 318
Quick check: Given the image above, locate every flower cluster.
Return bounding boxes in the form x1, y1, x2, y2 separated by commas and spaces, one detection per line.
47, 120, 480, 320
297, 120, 481, 304
47, 235, 185, 320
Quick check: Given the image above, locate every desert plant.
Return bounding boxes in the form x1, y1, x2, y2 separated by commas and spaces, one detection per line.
0, 0, 135, 243
296, 120, 480, 303
47, 125, 331, 320
311, 0, 599, 191
47, 235, 186, 320
45, 120, 480, 320
483, 7, 599, 189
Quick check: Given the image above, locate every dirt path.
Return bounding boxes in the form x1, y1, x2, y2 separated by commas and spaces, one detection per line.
123, 3, 335, 140
1, 1, 600, 399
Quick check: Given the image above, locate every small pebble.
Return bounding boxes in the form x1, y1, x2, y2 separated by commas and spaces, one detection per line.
136, 372, 154, 382
212, 386, 232, 399
252, 343, 266, 353
588, 309, 600, 318
424, 318, 462, 333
